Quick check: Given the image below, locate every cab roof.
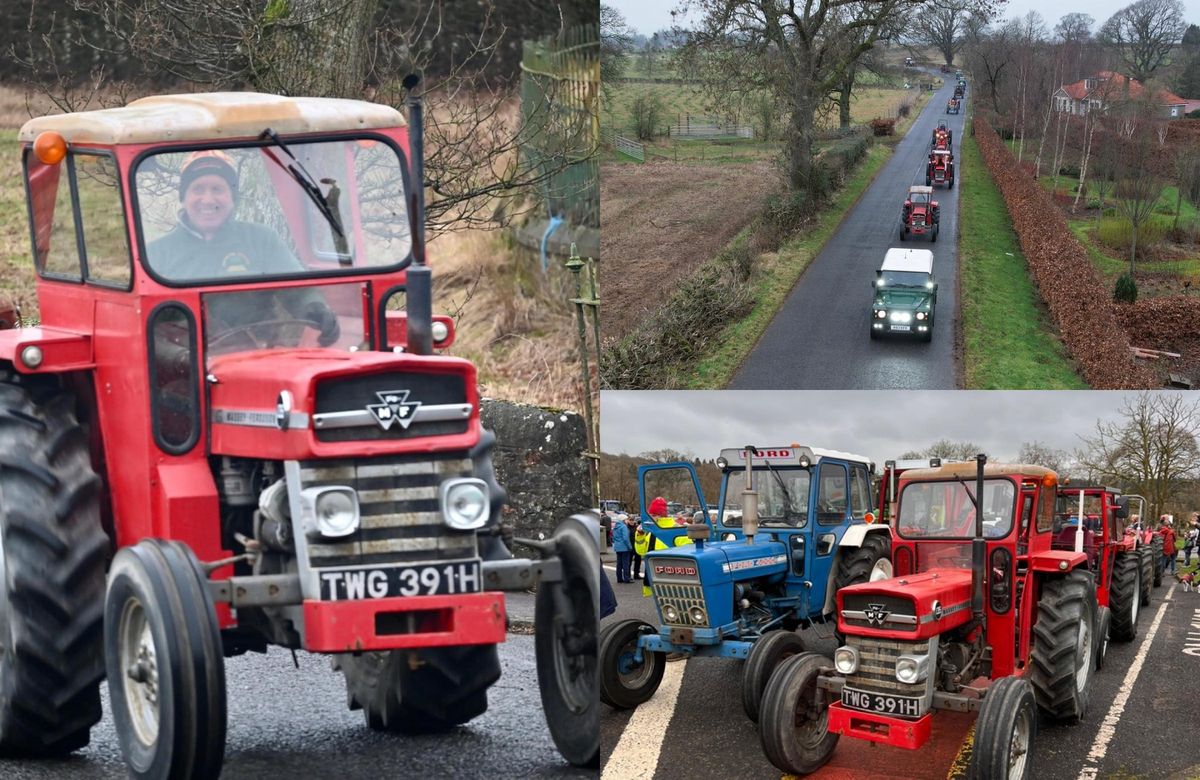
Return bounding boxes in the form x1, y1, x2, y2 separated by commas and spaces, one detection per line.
908, 185, 934, 195
19, 92, 405, 145
902, 462, 1058, 481
718, 446, 873, 468
880, 248, 934, 274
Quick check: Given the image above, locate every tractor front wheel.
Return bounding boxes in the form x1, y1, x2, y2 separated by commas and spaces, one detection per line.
599, 619, 665, 709
1109, 551, 1141, 641
1028, 570, 1095, 722
0, 378, 108, 758
105, 540, 227, 780
742, 630, 806, 722
534, 516, 599, 767
1095, 607, 1111, 671
969, 676, 1036, 780
759, 652, 839, 775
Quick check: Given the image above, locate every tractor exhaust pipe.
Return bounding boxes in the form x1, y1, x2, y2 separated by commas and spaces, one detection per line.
742, 446, 759, 544
971, 453, 986, 625
403, 73, 433, 356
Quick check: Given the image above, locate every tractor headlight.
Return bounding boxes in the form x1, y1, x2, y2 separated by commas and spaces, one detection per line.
440, 478, 489, 530
689, 606, 706, 625
300, 486, 360, 538
895, 653, 930, 683
834, 646, 859, 675
663, 603, 680, 623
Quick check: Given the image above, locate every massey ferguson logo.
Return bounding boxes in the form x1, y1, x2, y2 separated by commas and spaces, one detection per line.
864, 603, 890, 626
367, 390, 421, 430
654, 564, 697, 577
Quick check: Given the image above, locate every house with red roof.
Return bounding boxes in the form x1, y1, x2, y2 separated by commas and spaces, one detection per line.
1053, 71, 1190, 119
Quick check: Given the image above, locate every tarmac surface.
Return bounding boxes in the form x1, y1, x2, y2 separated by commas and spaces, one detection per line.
600, 557, 1200, 779
731, 72, 966, 390
0, 592, 591, 780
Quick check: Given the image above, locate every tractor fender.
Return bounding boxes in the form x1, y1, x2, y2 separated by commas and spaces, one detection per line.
821, 524, 892, 614
1030, 550, 1087, 573
0, 326, 93, 374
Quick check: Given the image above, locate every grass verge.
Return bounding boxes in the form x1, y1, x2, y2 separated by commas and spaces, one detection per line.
958, 132, 1087, 389
684, 143, 892, 388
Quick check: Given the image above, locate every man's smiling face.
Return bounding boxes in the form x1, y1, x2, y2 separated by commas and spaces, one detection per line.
183, 174, 234, 238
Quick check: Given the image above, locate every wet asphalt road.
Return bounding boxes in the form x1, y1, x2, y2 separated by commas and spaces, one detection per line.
600, 565, 1200, 779
731, 73, 966, 389
1, 633, 589, 780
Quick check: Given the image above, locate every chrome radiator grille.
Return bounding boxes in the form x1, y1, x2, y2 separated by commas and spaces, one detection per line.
844, 637, 930, 697
297, 453, 477, 568
654, 584, 708, 627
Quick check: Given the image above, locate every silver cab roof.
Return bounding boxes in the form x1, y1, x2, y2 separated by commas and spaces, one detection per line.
908, 185, 934, 195
19, 92, 404, 145
719, 446, 873, 468
880, 248, 934, 275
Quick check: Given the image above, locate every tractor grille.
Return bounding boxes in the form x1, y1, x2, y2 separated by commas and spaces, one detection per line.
844, 637, 930, 700
841, 593, 919, 632
296, 452, 477, 568
314, 371, 469, 442
654, 584, 709, 628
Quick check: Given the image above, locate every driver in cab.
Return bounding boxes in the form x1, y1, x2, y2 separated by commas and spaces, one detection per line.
149, 150, 340, 346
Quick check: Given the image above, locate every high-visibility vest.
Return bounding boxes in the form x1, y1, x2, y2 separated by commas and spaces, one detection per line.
638, 516, 693, 595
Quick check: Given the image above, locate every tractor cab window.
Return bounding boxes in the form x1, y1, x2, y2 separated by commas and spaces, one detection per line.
722, 467, 809, 528
135, 137, 411, 285
25, 150, 84, 280
1052, 493, 1104, 565
74, 154, 132, 287
896, 478, 1015, 539
816, 462, 848, 525
850, 465, 872, 520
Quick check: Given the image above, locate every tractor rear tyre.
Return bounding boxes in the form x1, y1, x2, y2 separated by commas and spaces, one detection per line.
0, 378, 107, 757
833, 533, 892, 593
1109, 551, 1141, 642
931, 225, 938, 243
742, 630, 806, 722
759, 652, 839, 775
969, 676, 1036, 780
1094, 607, 1111, 671
337, 643, 501, 733
599, 618, 665, 709
1138, 545, 1153, 608
105, 540, 227, 780
1151, 535, 1163, 586
1028, 570, 1095, 722
534, 515, 599, 767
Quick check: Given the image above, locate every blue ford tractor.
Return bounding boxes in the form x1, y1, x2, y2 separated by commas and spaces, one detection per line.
599, 445, 894, 721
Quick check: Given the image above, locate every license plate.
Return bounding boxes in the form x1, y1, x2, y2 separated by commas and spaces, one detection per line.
891, 324, 911, 332
318, 559, 482, 601
842, 687, 922, 717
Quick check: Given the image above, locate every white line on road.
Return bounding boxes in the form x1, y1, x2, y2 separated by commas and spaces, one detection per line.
601, 659, 687, 780
1076, 584, 1176, 780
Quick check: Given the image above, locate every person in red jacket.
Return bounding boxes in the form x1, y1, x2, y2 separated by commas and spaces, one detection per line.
1160, 515, 1177, 574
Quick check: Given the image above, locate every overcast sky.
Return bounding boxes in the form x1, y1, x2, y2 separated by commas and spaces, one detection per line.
599, 390, 1198, 466
607, 0, 1200, 39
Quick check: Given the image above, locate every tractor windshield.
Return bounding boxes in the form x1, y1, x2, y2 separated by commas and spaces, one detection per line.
896, 478, 1016, 540
134, 137, 410, 285
721, 467, 810, 528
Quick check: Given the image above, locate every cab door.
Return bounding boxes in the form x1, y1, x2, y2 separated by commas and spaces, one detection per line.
637, 462, 711, 548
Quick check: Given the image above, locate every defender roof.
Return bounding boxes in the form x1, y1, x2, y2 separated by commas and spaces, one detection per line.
880, 248, 934, 275
901, 462, 1058, 481
19, 92, 404, 145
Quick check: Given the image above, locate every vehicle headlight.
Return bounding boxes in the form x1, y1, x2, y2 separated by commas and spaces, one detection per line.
876, 309, 887, 319
689, 606, 706, 625
305, 487, 359, 538
440, 478, 489, 530
876, 279, 885, 287
663, 603, 680, 623
834, 646, 858, 675
916, 312, 926, 321
890, 311, 912, 323
895, 653, 930, 683
925, 281, 935, 289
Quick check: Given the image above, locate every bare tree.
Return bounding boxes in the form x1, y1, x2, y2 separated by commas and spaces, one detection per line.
903, 439, 985, 462
907, 3, 971, 66
964, 13, 1014, 114
1098, 0, 1187, 83
1077, 393, 1200, 519
1018, 440, 1071, 475
1055, 12, 1093, 81
601, 3, 634, 95
1110, 101, 1165, 271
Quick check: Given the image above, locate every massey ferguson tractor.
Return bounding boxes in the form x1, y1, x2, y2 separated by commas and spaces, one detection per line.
927, 149, 955, 188
1052, 486, 1152, 655
1, 88, 598, 776
759, 457, 1098, 780
900, 186, 940, 242
599, 445, 893, 722
931, 121, 953, 151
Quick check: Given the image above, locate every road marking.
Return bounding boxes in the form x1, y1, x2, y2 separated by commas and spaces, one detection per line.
1076, 584, 1175, 780
601, 659, 687, 780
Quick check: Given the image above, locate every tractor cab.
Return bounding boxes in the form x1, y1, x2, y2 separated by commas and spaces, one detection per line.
931, 122, 953, 150
871, 248, 937, 340
927, 149, 955, 188
759, 457, 1101, 777
946, 98, 960, 114
900, 185, 939, 243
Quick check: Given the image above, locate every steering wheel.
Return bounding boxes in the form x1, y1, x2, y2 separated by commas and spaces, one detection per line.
208, 318, 321, 352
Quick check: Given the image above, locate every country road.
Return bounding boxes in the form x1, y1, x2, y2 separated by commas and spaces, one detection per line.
731, 73, 967, 389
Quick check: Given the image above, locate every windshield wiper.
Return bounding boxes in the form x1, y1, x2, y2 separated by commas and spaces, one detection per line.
258, 128, 350, 262
759, 458, 802, 524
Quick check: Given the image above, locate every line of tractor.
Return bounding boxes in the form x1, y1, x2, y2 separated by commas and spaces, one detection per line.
599, 444, 1168, 779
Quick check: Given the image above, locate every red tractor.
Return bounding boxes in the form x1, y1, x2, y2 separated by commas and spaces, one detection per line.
927, 149, 955, 188
1, 87, 598, 776
946, 98, 960, 115
900, 186, 940, 242
931, 122, 953, 151
760, 457, 1097, 779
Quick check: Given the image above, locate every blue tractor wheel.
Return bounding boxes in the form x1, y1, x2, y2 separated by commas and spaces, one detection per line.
742, 630, 806, 722
599, 619, 665, 710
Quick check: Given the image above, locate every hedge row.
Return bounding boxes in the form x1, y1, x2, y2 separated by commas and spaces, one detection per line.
972, 117, 1156, 388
